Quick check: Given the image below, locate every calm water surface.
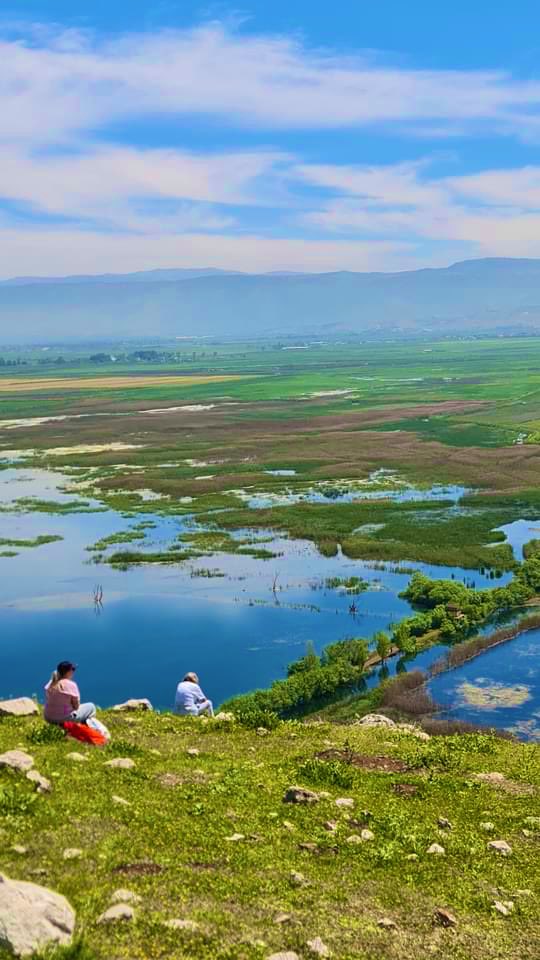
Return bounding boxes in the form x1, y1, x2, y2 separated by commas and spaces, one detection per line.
0, 467, 535, 729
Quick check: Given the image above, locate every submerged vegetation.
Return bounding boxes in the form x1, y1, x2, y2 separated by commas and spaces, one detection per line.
0, 534, 63, 549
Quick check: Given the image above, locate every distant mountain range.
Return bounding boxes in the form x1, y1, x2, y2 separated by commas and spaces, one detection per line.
2, 258, 540, 342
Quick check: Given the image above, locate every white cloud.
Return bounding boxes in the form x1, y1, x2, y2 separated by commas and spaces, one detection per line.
2, 21, 540, 274
2, 23, 540, 143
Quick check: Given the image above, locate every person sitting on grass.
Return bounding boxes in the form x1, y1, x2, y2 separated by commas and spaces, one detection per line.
174, 672, 214, 717
44, 661, 97, 725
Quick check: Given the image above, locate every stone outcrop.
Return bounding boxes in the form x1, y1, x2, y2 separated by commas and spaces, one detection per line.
0, 751, 34, 772
112, 699, 153, 712
0, 874, 75, 956
0, 698, 39, 718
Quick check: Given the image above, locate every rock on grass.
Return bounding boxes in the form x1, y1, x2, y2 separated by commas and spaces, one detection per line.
0, 874, 75, 956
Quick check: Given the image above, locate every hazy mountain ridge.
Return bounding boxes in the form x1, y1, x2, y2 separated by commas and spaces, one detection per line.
2, 258, 540, 342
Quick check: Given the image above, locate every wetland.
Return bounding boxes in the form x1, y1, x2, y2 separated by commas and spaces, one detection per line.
2, 337, 540, 736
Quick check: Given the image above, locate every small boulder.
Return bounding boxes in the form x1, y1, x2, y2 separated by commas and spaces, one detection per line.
437, 818, 452, 830
225, 833, 245, 842
289, 870, 307, 887
165, 918, 200, 931
26, 770, 51, 794
480, 822, 495, 833
377, 918, 398, 930
361, 829, 374, 841
112, 795, 131, 807
274, 913, 292, 925
186, 748, 200, 757
488, 840, 512, 856
66, 752, 88, 763
427, 843, 445, 856
0, 751, 34, 773
97, 903, 135, 924
62, 849, 83, 861
283, 786, 319, 805
307, 936, 331, 957
493, 900, 514, 917
323, 821, 337, 833
112, 699, 152, 712
356, 714, 395, 727
110, 889, 141, 905
0, 873, 75, 956
11, 846, 27, 856
104, 758, 135, 770
434, 907, 457, 928
335, 797, 354, 810
0, 698, 39, 718
346, 835, 362, 844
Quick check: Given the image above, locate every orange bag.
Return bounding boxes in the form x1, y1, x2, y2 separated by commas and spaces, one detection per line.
63, 721, 107, 746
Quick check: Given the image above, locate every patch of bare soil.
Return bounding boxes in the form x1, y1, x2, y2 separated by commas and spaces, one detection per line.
474, 772, 536, 795
316, 749, 409, 773
392, 783, 420, 797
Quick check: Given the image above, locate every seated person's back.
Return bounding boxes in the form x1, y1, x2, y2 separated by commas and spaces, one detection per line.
174, 672, 213, 716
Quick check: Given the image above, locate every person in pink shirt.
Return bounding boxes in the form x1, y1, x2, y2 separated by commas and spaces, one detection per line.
44, 661, 96, 725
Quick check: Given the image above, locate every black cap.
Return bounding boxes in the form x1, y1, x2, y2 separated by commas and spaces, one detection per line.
57, 660, 77, 674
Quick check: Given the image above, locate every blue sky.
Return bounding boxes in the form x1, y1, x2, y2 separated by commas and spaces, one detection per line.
2, 1, 540, 276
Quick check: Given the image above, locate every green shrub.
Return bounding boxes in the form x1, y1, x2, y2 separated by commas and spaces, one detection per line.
27, 723, 66, 745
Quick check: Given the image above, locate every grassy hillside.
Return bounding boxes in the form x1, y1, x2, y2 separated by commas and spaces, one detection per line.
0, 711, 538, 959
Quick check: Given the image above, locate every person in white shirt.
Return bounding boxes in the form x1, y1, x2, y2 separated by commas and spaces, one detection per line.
174, 672, 214, 717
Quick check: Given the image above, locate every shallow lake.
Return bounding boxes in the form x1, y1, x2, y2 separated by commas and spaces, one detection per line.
0, 466, 531, 721
428, 627, 540, 740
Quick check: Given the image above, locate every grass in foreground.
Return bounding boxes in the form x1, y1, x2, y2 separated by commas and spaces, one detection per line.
0, 711, 538, 959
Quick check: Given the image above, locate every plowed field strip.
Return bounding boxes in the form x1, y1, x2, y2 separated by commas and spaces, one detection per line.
0, 374, 249, 393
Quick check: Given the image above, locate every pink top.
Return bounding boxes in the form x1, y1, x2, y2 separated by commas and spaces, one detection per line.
44, 679, 80, 722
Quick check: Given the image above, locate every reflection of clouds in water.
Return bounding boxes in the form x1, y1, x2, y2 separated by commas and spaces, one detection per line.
457, 680, 531, 709
2, 592, 126, 612
517, 643, 540, 658
508, 719, 540, 741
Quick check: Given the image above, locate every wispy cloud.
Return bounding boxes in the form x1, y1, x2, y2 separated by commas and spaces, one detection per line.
2, 20, 540, 274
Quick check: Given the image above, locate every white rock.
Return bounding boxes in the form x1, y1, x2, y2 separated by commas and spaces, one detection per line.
289, 870, 307, 886
488, 840, 512, 856
480, 822, 495, 832
62, 849, 83, 861
357, 714, 396, 727
112, 699, 152, 712
104, 758, 135, 770
346, 835, 362, 844
110, 889, 142, 905
427, 843, 445, 855
26, 770, 51, 794
165, 918, 200, 931
335, 797, 354, 809
186, 748, 200, 757
493, 900, 514, 917
323, 821, 337, 832
0, 873, 75, 956
0, 698, 39, 718
225, 833, 245, 842
66, 752, 88, 763
377, 918, 398, 930
112, 795, 131, 807
307, 936, 331, 957
11, 846, 27, 856
361, 829, 375, 841
0, 751, 34, 773
97, 903, 135, 923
